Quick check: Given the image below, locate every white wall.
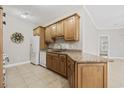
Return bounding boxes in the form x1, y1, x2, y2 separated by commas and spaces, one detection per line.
99, 29, 124, 58
108, 59, 124, 87
82, 7, 99, 55
3, 13, 35, 65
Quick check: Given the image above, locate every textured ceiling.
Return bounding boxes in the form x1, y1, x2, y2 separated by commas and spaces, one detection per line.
3, 5, 82, 26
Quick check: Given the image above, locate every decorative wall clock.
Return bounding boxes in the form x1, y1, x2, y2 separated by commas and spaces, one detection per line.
10, 32, 24, 44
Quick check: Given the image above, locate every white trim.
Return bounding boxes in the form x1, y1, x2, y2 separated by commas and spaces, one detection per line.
96, 26, 124, 30
83, 6, 124, 30
109, 57, 124, 60
6, 61, 31, 68
83, 6, 98, 29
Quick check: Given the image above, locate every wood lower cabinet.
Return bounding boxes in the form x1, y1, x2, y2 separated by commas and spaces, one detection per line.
67, 56, 107, 88
46, 53, 59, 72
46, 52, 107, 88
0, 7, 3, 88
46, 53, 52, 69
59, 54, 67, 77
67, 56, 75, 88
46, 52, 67, 77
51, 53, 59, 72
76, 63, 107, 88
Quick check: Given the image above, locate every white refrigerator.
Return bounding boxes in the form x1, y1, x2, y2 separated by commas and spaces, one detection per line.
30, 36, 40, 65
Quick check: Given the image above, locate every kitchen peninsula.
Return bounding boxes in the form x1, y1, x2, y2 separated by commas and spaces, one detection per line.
46, 49, 109, 88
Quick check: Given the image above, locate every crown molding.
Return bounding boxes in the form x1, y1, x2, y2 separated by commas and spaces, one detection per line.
83, 6, 124, 30
83, 6, 99, 29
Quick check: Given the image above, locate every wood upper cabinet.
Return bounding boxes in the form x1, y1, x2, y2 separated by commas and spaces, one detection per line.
0, 7, 3, 88
45, 26, 54, 43
59, 54, 67, 77
39, 14, 80, 43
33, 27, 40, 36
33, 26, 47, 49
50, 24, 57, 39
67, 56, 75, 88
40, 27, 47, 49
56, 21, 64, 37
64, 14, 80, 41
77, 63, 107, 88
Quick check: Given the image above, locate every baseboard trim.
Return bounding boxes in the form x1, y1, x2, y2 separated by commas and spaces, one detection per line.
6, 61, 31, 68
39, 64, 46, 68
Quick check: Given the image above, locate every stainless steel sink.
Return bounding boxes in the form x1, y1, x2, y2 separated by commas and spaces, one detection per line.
52, 49, 66, 52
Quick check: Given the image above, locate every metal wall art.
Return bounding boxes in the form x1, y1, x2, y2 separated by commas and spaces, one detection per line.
10, 32, 24, 44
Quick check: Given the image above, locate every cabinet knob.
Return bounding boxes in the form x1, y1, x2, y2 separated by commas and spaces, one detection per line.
3, 21, 6, 25
3, 13, 6, 17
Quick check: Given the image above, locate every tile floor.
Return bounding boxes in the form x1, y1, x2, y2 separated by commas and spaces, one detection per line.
6, 63, 69, 88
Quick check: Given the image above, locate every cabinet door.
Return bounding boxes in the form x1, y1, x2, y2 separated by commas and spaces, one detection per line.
46, 53, 59, 73
40, 27, 47, 49
67, 57, 75, 88
46, 53, 52, 69
77, 63, 107, 88
64, 15, 79, 41
57, 21, 64, 37
0, 8, 3, 88
51, 53, 59, 72
64, 16, 75, 40
33, 27, 40, 36
59, 55, 67, 77
50, 24, 57, 39
33, 27, 47, 49
45, 27, 54, 43
45, 27, 49, 42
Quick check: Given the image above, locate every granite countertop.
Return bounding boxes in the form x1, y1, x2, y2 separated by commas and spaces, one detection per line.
47, 49, 113, 63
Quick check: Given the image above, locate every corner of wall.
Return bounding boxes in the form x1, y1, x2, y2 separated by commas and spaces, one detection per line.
83, 6, 99, 30
82, 6, 99, 56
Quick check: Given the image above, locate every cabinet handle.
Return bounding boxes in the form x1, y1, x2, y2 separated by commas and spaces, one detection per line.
3, 21, 6, 25
3, 13, 6, 17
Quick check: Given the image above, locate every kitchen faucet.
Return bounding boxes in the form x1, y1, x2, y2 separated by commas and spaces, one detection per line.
57, 43, 62, 50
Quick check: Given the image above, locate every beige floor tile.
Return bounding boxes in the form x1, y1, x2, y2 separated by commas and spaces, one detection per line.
7, 83, 28, 88
21, 72, 36, 78
24, 77, 40, 85
6, 69, 18, 75
17, 68, 31, 74
6, 63, 69, 88
27, 81, 48, 88
7, 78, 26, 88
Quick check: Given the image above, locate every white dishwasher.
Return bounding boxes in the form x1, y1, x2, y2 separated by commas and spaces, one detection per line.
40, 50, 46, 67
